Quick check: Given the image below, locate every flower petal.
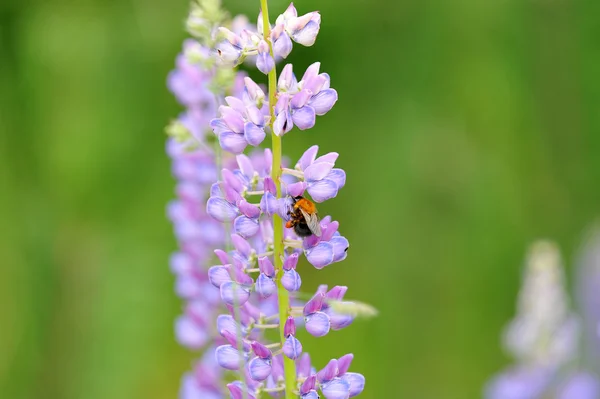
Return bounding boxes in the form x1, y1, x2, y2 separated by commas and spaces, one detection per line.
220, 281, 250, 306
321, 377, 351, 399
283, 335, 303, 360
281, 269, 302, 292
331, 235, 350, 263
298, 145, 319, 170
208, 265, 232, 288
309, 88, 338, 115
234, 215, 260, 238
304, 162, 335, 182
256, 273, 277, 298
305, 241, 334, 269
248, 357, 272, 381
175, 315, 207, 349
287, 181, 307, 197
292, 106, 316, 130
206, 197, 239, 222
215, 344, 244, 370
218, 131, 248, 154
243, 122, 266, 147
342, 373, 365, 398
307, 179, 339, 203
305, 311, 330, 337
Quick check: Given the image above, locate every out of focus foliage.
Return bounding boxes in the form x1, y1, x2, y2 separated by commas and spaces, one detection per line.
1, 0, 599, 398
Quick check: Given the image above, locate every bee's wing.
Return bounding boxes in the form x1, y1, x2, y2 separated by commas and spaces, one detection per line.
300, 209, 322, 237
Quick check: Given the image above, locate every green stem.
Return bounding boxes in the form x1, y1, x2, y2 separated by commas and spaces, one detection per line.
260, 1, 297, 397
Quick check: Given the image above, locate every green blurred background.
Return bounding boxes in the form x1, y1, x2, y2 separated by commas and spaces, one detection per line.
1, 0, 600, 398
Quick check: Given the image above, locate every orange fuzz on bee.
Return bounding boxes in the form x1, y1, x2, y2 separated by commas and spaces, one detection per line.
285, 195, 322, 238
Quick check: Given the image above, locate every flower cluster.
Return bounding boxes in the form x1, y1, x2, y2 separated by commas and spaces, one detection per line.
168, 1, 369, 398
215, 3, 321, 73
484, 240, 600, 399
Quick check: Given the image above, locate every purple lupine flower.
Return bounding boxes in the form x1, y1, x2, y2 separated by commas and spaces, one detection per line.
210, 88, 269, 153
274, 63, 338, 136
287, 145, 346, 202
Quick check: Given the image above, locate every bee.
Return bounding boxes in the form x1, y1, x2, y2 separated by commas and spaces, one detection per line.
285, 195, 322, 237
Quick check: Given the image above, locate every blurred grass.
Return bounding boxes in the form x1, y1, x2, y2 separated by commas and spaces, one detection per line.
1, 0, 599, 398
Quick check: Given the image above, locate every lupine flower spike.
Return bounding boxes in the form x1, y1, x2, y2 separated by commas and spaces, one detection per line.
485, 240, 600, 399
167, 0, 372, 397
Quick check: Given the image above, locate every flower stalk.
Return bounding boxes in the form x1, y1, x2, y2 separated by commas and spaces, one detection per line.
260, 1, 297, 396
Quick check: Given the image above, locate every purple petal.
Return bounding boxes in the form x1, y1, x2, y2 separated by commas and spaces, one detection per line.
305, 311, 330, 337
283, 252, 299, 270
290, 19, 321, 46
260, 192, 280, 217
342, 373, 365, 398
238, 199, 261, 218
244, 76, 265, 106
273, 30, 293, 59
303, 75, 327, 95
263, 176, 277, 194
231, 234, 252, 258
287, 181, 307, 197
284, 316, 296, 336
317, 359, 339, 383
297, 353, 312, 379
325, 168, 346, 190
337, 354, 353, 376
258, 256, 275, 276
301, 375, 317, 394
251, 341, 272, 359
227, 383, 251, 399
218, 131, 248, 154
222, 168, 244, 192
278, 64, 296, 92
291, 89, 312, 109
309, 89, 338, 115
314, 152, 339, 164
281, 269, 302, 292
256, 273, 277, 298
215, 345, 244, 370
256, 53, 274, 75
220, 281, 250, 306
236, 154, 255, 178
169, 252, 192, 274
283, 335, 303, 360
248, 357, 272, 381
207, 197, 239, 222
558, 372, 600, 399
305, 241, 335, 269
273, 109, 293, 136
301, 391, 320, 399
175, 315, 208, 349
304, 292, 325, 315
327, 286, 348, 301
291, 106, 316, 130
256, 40, 274, 74
210, 118, 229, 135
307, 179, 339, 203
298, 145, 319, 170
234, 215, 260, 238
242, 122, 266, 147
208, 265, 232, 288
485, 367, 551, 399
217, 314, 239, 336
304, 162, 335, 182
220, 106, 245, 133
321, 378, 351, 399
225, 96, 246, 114
329, 310, 354, 331
331, 235, 350, 263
